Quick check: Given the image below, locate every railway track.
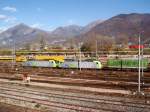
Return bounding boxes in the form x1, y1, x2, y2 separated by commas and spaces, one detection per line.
1, 68, 150, 80
20, 66, 150, 73
102, 67, 150, 72
0, 71, 150, 85
0, 83, 150, 112
0, 65, 150, 76
0, 70, 150, 92
0, 64, 150, 87
0, 73, 150, 91
0, 62, 150, 73
33, 74, 150, 83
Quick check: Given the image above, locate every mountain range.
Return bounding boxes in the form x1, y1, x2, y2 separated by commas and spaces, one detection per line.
0, 13, 150, 49
84, 13, 150, 44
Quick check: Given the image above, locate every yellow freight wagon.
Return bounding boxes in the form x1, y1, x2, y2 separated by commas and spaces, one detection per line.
34, 55, 64, 62
0, 56, 12, 60
16, 55, 27, 62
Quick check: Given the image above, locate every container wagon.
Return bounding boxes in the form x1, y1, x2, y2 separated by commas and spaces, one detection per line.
107, 59, 149, 69
60, 60, 102, 69
22, 60, 57, 67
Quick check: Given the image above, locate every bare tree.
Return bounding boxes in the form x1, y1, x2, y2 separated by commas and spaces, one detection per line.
24, 43, 31, 50
36, 33, 46, 51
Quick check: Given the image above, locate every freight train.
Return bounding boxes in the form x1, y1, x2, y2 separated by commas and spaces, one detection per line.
22, 58, 149, 70
0, 55, 149, 70
22, 59, 102, 69
22, 59, 149, 70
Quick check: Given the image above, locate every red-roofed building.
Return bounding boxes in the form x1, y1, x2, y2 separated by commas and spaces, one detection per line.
129, 45, 144, 49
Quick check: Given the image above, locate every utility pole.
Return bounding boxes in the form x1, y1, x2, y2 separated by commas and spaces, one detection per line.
9, 39, 16, 69
79, 42, 83, 71
96, 40, 98, 60
12, 39, 16, 69
141, 43, 144, 83
138, 33, 141, 94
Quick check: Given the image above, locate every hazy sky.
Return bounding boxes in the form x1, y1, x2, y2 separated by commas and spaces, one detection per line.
0, 0, 150, 31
